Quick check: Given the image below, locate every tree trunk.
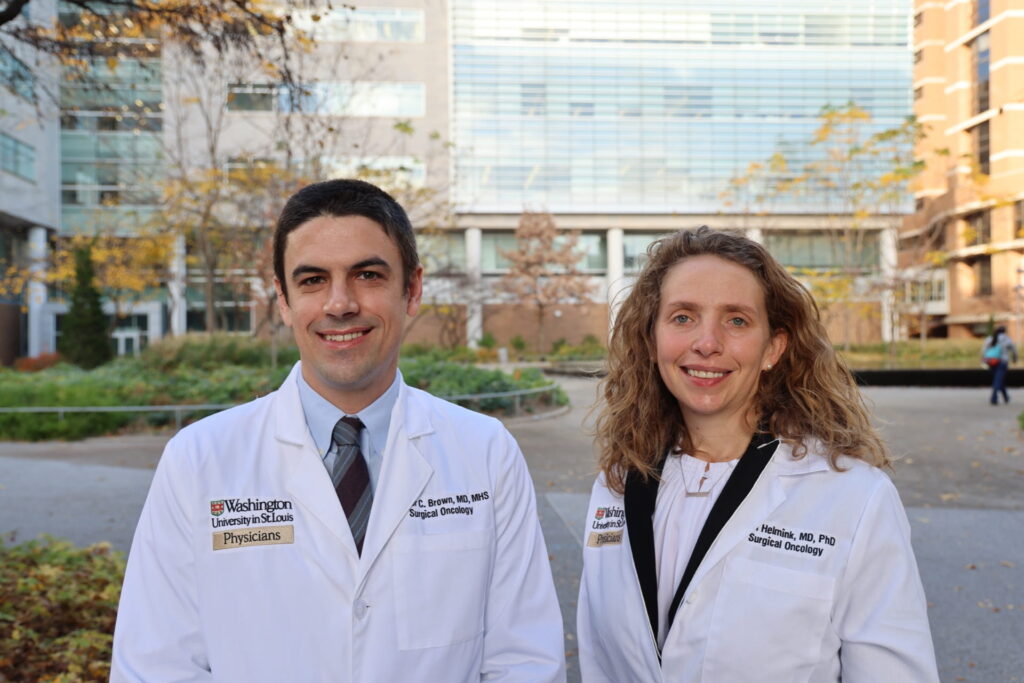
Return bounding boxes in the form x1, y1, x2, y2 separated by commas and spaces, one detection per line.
536, 303, 545, 355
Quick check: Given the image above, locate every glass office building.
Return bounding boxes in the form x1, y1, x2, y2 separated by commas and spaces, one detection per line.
452, 0, 911, 215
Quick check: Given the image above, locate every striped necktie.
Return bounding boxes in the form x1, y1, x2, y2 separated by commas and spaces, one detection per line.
331, 416, 372, 555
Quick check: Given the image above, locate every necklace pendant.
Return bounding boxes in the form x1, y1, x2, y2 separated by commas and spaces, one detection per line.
685, 490, 711, 498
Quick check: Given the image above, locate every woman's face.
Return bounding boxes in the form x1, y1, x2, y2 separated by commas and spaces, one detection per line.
654, 255, 787, 430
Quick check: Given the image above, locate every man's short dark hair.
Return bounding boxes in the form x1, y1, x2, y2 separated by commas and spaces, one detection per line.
274, 179, 419, 300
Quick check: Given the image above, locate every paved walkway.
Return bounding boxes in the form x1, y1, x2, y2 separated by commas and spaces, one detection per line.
1, 379, 1022, 682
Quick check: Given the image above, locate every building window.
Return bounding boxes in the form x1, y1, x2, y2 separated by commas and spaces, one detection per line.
623, 232, 670, 273
914, 12, 923, 27
763, 230, 880, 271
1015, 200, 1024, 239
975, 0, 990, 26
521, 84, 546, 116
419, 232, 466, 273
914, 87, 923, 101
481, 231, 605, 274
972, 31, 990, 114
0, 49, 34, 101
914, 49, 923, 64
973, 121, 990, 175
481, 232, 517, 272
227, 83, 276, 111
569, 102, 594, 117
664, 85, 711, 117
230, 82, 426, 117
973, 256, 992, 296
0, 132, 35, 181
966, 211, 991, 245
291, 8, 425, 43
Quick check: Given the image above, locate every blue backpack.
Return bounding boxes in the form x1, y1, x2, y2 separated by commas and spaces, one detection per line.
984, 340, 1002, 367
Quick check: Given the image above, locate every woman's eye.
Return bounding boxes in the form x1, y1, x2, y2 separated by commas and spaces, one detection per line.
673, 314, 690, 324
299, 275, 325, 286
728, 317, 747, 327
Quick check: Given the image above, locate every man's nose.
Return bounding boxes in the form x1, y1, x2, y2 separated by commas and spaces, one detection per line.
323, 280, 357, 316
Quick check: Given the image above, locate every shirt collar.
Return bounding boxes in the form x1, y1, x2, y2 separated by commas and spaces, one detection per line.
296, 369, 402, 456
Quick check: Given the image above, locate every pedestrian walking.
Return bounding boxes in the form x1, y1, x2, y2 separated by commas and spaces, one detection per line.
982, 325, 1017, 405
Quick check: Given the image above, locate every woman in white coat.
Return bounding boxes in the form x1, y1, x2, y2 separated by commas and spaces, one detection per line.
578, 227, 938, 682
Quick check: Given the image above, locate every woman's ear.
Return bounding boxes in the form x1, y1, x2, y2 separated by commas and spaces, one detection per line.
765, 330, 788, 370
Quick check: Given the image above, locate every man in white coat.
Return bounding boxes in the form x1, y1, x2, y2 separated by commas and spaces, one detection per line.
112, 179, 565, 682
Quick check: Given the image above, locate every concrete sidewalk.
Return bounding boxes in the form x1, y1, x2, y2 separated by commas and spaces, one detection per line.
1, 379, 1022, 682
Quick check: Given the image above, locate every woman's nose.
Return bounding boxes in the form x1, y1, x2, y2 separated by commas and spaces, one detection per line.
692, 323, 723, 356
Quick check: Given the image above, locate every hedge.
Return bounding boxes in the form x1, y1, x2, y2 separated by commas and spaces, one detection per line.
1, 336, 566, 441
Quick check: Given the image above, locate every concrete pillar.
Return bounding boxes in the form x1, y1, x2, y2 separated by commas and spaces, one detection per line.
26, 226, 50, 355
464, 227, 483, 348
168, 234, 187, 336
606, 227, 625, 331
879, 227, 898, 343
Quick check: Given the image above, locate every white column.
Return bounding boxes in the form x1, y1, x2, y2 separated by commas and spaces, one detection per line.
606, 227, 625, 332
26, 226, 50, 356
879, 227, 898, 343
464, 227, 483, 348
168, 234, 187, 336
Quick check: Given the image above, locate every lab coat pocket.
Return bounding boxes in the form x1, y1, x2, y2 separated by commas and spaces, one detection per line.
704, 556, 835, 681
392, 529, 491, 650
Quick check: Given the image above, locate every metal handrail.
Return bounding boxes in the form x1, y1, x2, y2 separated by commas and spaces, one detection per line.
0, 383, 563, 427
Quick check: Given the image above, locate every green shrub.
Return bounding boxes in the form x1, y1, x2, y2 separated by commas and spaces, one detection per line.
400, 359, 566, 414
0, 536, 125, 682
0, 357, 293, 441
0, 347, 566, 439
550, 334, 606, 360
510, 335, 527, 353
477, 332, 497, 349
139, 334, 299, 371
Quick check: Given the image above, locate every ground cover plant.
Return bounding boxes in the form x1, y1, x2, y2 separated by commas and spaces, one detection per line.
1, 335, 565, 441
839, 339, 987, 369
0, 536, 125, 682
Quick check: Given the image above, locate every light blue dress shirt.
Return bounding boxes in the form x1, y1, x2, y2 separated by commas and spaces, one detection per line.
296, 369, 401, 493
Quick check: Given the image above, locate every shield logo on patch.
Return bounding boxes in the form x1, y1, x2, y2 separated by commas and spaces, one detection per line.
210, 500, 225, 517
595, 508, 606, 520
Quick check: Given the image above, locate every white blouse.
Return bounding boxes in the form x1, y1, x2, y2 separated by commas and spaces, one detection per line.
653, 452, 738, 648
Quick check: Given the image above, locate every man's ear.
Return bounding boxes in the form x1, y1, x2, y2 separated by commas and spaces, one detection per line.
274, 278, 293, 327
405, 265, 424, 317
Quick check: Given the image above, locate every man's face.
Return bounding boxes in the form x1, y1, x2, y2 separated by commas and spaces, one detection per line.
275, 214, 422, 413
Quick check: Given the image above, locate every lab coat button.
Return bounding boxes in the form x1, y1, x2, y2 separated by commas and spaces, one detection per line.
354, 600, 369, 619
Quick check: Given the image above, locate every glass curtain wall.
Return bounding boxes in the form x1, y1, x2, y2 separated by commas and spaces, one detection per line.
58, 3, 163, 234
452, 0, 911, 214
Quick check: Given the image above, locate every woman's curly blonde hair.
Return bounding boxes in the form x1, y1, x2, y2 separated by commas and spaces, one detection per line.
595, 227, 889, 494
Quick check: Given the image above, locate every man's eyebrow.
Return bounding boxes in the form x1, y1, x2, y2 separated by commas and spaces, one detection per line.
352, 257, 391, 271
290, 264, 326, 281
290, 258, 392, 281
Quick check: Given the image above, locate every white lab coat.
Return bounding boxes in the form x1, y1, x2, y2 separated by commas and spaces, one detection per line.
577, 440, 938, 682
112, 363, 565, 682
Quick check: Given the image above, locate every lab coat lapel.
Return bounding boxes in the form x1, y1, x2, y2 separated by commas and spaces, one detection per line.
683, 441, 789, 598
276, 364, 352, 547
358, 383, 434, 573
